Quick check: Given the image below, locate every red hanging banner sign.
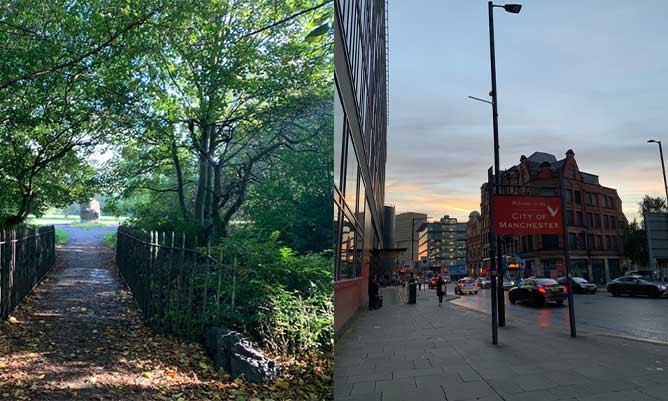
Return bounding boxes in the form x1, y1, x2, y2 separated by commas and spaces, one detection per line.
494, 196, 563, 235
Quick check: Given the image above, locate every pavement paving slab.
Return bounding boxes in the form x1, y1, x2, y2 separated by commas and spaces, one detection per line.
334, 287, 668, 401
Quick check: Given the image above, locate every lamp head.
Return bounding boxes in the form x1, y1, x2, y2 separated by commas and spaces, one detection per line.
503, 4, 522, 13
649, 139, 658, 143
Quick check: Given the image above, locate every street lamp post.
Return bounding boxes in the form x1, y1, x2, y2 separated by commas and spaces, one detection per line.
487, 1, 521, 329
647, 139, 668, 205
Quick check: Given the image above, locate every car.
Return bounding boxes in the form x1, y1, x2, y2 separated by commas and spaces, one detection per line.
429, 277, 438, 289
502, 278, 516, 290
606, 275, 668, 298
508, 278, 568, 307
475, 277, 491, 289
557, 277, 597, 294
454, 278, 478, 295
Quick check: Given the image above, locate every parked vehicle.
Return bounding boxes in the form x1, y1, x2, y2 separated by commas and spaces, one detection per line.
607, 275, 668, 298
557, 277, 597, 294
509, 278, 568, 307
454, 278, 479, 295
475, 277, 491, 289
502, 277, 516, 290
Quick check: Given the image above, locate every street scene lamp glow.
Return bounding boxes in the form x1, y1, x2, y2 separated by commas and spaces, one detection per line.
503, 4, 522, 13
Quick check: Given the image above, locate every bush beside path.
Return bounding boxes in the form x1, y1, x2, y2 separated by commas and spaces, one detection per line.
0, 225, 331, 400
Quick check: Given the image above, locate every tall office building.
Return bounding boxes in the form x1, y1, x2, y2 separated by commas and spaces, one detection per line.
333, 0, 389, 334
416, 216, 467, 278
395, 212, 428, 266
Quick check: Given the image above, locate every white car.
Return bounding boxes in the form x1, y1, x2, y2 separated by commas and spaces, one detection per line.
454, 278, 479, 295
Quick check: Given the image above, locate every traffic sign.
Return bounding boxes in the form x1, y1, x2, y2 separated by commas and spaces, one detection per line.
494, 196, 562, 235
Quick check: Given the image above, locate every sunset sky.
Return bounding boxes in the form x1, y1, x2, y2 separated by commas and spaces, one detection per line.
386, 0, 668, 223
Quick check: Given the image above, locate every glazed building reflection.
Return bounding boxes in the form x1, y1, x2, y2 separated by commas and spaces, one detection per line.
333, 0, 389, 334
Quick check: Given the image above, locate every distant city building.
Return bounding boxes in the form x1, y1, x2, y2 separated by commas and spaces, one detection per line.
333, 0, 388, 334
417, 215, 467, 278
395, 212, 428, 266
466, 211, 484, 276
467, 150, 628, 283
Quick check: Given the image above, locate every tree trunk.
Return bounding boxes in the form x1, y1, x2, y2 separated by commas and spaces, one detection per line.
194, 123, 210, 225
171, 139, 188, 220
211, 162, 224, 238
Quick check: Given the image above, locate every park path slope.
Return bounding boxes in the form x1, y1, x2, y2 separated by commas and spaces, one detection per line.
0, 224, 222, 401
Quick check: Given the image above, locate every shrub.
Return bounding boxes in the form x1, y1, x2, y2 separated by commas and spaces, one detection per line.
257, 286, 333, 357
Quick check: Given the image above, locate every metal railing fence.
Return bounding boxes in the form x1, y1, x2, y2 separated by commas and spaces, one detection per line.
0, 226, 56, 321
116, 226, 239, 339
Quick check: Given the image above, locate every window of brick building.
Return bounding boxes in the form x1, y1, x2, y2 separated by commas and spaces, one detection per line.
606, 235, 612, 249
586, 213, 593, 227
604, 215, 610, 229
592, 193, 598, 206
565, 190, 572, 203
567, 210, 574, 225
576, 211, 583, 226
569, 233, 577, 249
542, 235, 559, 250
585, 191, 592, 205
578, 233, 586, 249
596, 235, 602, 249
574, 190, 581, 204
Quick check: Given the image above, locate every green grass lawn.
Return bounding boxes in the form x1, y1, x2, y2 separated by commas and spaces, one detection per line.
103, 231, 117, 250
55, 228, 68, 245
28, 215, 129, 226
71, 222, 108, 230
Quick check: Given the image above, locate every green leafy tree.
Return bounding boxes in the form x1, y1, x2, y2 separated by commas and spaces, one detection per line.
638, 195, 667, 216
623, 219, 648, 268
244, 107, 333, 253
103, 0, 334, 240
0, 0, 162, 227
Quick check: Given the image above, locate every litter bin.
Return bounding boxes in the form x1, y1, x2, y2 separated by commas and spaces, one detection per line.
408, 280, 417, 304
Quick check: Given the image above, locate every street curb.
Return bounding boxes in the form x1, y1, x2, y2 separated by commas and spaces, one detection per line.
448, 298, 668, 348
589, 331, 668, 347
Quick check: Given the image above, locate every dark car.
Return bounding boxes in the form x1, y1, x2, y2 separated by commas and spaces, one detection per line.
606, 275, 668, 298
429, 277, 438, 289
557, 277, 597, 294
502, 277, 520, 290
509, 278, 568, 307
475, 277, 491, 289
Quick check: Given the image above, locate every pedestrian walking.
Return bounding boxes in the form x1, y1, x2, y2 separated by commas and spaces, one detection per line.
417, 275, 423, 291
435, 275, 446, 306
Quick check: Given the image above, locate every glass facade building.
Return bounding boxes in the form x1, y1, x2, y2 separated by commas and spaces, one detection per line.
333, 0, 388, 333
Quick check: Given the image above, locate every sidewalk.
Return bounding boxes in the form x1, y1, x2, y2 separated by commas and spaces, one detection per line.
335, 287, 668, 401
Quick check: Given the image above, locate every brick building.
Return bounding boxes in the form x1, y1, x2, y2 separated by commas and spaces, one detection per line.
466, 211, 485, 276
466, 150, 629, 284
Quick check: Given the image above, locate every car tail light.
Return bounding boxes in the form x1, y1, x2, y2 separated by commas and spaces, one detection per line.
538, 287, 546, 293
474, 282, 478, 286
562, 286, 568, 292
